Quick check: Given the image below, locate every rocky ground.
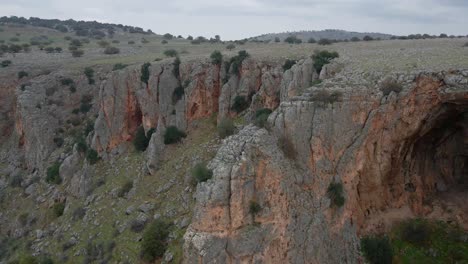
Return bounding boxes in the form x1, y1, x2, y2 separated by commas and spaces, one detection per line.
1, 23, 468, 263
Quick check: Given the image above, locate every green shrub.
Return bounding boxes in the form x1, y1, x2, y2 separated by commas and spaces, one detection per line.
18, 71, 28, 79
117, 180, 133, 198
133, 126, 155, 151
229, 50, 250, 76
282, 59, 296, 71
172, 86, 184, 103
249, 200, 261, 215
46, 162, 62, 185
53, 137, 64, 147
1, 60, 12, 67
19, 255, 38, 264
112, 63, 128, 71
45, 47, 55, 53
140, 62, 151, 84
226, 44, 236, 50
351, 37, 361, 42
308, 38, 317, 43
163, 33, 173, 40
9, 174, 23, 188
217, 117, 235, 139
75, 137, 88, 153
400, 219, 431, 246
71, 49, 84, 57
60, 78, 74, 86
172, 57, 181, 77
191, 163, 213, 184
312, 50, 339, 73
164, 49, 178, 57
163, 126, 186, 144
130, 219, 147, 233
103, 46, 119, 54
318, 38, 332, 45
53, 202, 65, 217
278, 135, 296, 159
284, 35, 302, 44
97, 40, 109, 47
210, 50, 223, 65
311, 90, 343, 104
231, 95, 249, 113
380, 79, 403, 96
363, 35, 374, 41
327, 182, 345, 207
86, 149, 99, 165
254, 108, 272, 128
72, 207, 86, 221
360, 236, 393, 264
84, 67, 95, 84
140, 220, 170, 262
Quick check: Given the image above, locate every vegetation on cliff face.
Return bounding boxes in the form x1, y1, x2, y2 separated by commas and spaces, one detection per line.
361, 219, 468, 264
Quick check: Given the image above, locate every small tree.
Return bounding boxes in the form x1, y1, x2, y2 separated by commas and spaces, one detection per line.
72, 49, 84, 57
140, 220, 171, 262
163, 126, 186, 144
53, 202, 66, 217
274, 37, 281, 43
163, 33, 174, 40
351, 37, 361, 42
318, 38, 332, 45
118, 180, 133, 198
86, 149, 99, 165
210, 50, 223, 65
284, 35, 302, 44
308, 38, 316, 43
46, 162, 62, 185
363, 35, 374, 41
18, 71, 28, 79
312, 50, 339, 73
113, 63, 128, 71
84, 67, 95, 84
249, 200, 261, 215
254, 108, 272, 128
217, 117, 235, 139
231, 95, 249, 113
360, 236, 393, 264
1, 60, 12, 67
226, 44, 236, 50
282, 59, 296, 71
141, 62, 151, 85
133, 126, 155, 151
191, 163, 213, 184
327, 182, 345, 207
163, 49, 178, 57
104, 46, 120, 54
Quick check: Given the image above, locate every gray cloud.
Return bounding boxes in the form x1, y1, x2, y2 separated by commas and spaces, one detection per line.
0, 0, 467, 39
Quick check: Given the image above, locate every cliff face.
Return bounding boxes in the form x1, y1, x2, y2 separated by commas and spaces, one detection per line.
184, 70, 468, 263
3, 53, 467, 263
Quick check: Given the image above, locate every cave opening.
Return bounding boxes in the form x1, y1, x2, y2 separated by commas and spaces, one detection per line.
400, 102, 467, 219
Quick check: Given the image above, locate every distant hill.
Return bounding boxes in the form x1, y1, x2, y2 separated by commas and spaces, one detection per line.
252, 29, 394, 41
0, 16, 153, 38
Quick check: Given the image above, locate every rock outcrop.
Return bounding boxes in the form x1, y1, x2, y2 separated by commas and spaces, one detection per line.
184, 70, 468, 262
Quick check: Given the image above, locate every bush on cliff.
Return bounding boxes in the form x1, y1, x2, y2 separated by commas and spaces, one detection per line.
191, 163, 213, 184
210, 50, 223, 65
18, 71, 29, 79
312, 50, 339, 73
117, 180, 133, 198
231, 95, 249, 113
327, 182, 345, 207
163, 126, 186, 144
278, 135, 296, 160
282, 59, 296, 71
229, 50, 249, 76
86, 149, 99, 165
140, 62, 151, 85
84, 67, 95, 84
103, 46, 120, 55
217, 117, 235, 139
140, 220, 171, 262
254, 108, 272, 128
380, 78, 403, 96
249, 200, 261, 215
53, 202, 66, 217
133, 126, 155, 151
164, 49, 178, 57
46, 162, 62, 185
360, 236, 393, 264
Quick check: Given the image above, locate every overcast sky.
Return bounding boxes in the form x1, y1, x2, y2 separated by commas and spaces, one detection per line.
1, 0, 467, 40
